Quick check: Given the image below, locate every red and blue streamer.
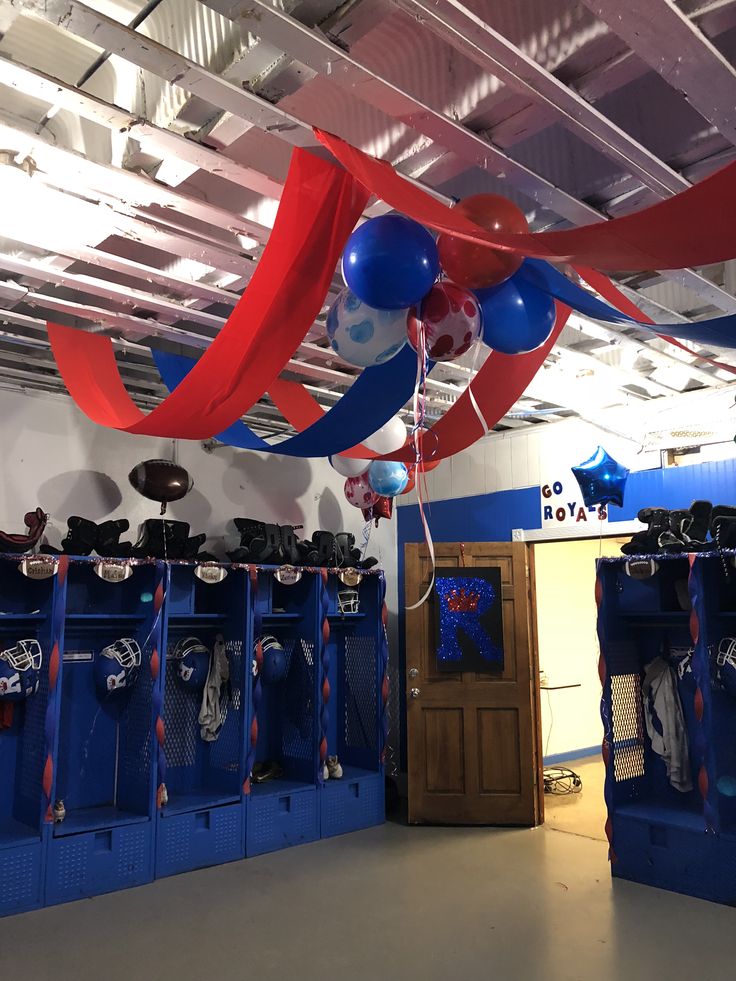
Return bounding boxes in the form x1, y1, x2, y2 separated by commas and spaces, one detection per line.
243, 566, 262, 795
149, 564, 167, 808
318, 569, 331, 783
378, 572, 389, 766
687, 555, 717, 833
42, 555, 68, 823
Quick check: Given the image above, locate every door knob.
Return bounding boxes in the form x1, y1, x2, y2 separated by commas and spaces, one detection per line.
410, 687, 421, 699
408, 667, 419, 679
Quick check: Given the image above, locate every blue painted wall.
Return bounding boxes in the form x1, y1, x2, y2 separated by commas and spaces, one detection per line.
395, 457, 736, 768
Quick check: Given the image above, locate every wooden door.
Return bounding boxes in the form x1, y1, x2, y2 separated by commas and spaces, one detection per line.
405, 542, 542, 825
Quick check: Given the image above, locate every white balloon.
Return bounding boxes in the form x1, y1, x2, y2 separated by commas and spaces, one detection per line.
364, 415, 407, 455
329, 454, 370, 478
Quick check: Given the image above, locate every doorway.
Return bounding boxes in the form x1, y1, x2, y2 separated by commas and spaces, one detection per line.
531, 536, 628, 841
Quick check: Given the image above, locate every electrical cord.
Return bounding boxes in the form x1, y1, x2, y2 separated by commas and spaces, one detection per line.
543, 765, 583, 795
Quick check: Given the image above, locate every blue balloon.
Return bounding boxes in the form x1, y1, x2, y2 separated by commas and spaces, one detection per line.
342, 215, 439, 310
367, 459, 409, 498
475, 273, 556, 354
571, 446, 629, 509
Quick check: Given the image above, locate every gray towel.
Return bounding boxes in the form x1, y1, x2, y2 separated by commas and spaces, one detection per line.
199, 634, 229, 742
642, 656, 692, 793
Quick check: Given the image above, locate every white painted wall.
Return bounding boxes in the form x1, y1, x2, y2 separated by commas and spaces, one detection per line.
0, 386, 398, 636
397, 417, 659, 507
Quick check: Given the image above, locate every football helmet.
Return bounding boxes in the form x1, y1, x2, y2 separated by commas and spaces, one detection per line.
94, 638, 141, 699
0, 638, 42, 701
255, 635, 288, 685
174, 636, 210, 691
716, 637, 736, 697
337, 588, 360, 614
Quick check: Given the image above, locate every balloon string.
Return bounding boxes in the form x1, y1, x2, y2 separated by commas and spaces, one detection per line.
360, 517, 373, 560
407, 319, 436, 611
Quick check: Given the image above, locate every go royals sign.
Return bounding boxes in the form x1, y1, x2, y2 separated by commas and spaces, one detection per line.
540, 476, 607, 528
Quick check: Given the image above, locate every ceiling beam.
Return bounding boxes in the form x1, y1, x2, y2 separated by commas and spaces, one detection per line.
20, 0, 320, 150
582, 0, 736, 147
201, 0, 736, 317
391, 0, 687, 198
0, 56, 284, 202
0, 112, 269, 244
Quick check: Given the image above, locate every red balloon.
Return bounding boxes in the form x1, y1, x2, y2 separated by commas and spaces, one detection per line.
437, 194, 528, 289
401, 474, 416, 495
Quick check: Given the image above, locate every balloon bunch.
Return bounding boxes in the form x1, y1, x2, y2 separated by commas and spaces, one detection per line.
328, 195, 558, 511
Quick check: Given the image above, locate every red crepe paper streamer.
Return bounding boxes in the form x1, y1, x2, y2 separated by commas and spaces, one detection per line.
47, 149, 370, 438
314, 128, 736, 272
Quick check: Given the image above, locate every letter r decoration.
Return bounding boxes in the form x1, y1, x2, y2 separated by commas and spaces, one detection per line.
435, 573, 504, 671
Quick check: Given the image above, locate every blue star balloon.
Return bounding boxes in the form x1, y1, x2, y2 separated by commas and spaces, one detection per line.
571, 446, 629, 508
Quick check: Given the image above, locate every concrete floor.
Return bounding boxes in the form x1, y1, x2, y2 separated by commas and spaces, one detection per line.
8, 815, 735, 981
544, 756, 607, 842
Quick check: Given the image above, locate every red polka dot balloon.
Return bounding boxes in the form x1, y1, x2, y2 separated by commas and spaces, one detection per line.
407, 281, 482, 362
344, 473, 379, 510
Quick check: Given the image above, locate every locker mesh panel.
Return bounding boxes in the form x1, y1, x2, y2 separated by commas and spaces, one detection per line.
344, 635, 377, 752
209, 640, 242, 773
283, 638, 314, 761
18, 658, 49, 812
611, 673, 646, 782
118, 647, 154, 800
164, 644, 199, 768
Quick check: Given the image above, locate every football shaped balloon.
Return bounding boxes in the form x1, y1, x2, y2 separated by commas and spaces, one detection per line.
571, 446, 629, 509
407, 282, 482, 362
344, 473, 379, 510
342, 215, 439, 310
128, 459, 193, 514
437, 194, 528, 289
329, 454, 369, 478
326, 288, 408, 368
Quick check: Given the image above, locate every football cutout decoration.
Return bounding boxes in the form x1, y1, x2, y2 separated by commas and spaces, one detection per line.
128, 459, 193, 514
407, 282, 482, 362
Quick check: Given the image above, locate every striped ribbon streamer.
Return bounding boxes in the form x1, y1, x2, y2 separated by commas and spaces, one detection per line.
318, 568, 331, 783
149, 564, 167, 808
42, 555, 68, 823
687, 555, 717, 833
378, 572, 389, 765
243, 566, 263, 795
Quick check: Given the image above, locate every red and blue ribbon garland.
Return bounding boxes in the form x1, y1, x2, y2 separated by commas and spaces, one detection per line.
318, 569, 331, 783
378, 572, 389, 766
243, 566, 262, 794
687, 555, 717, 833
149, 564, 167, 809
42, 555, 68, 823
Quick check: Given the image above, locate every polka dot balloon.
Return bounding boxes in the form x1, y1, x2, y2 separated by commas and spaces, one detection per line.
407, 281, 482, 362
344, 473, 379, 510
326, 287, 409, 368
